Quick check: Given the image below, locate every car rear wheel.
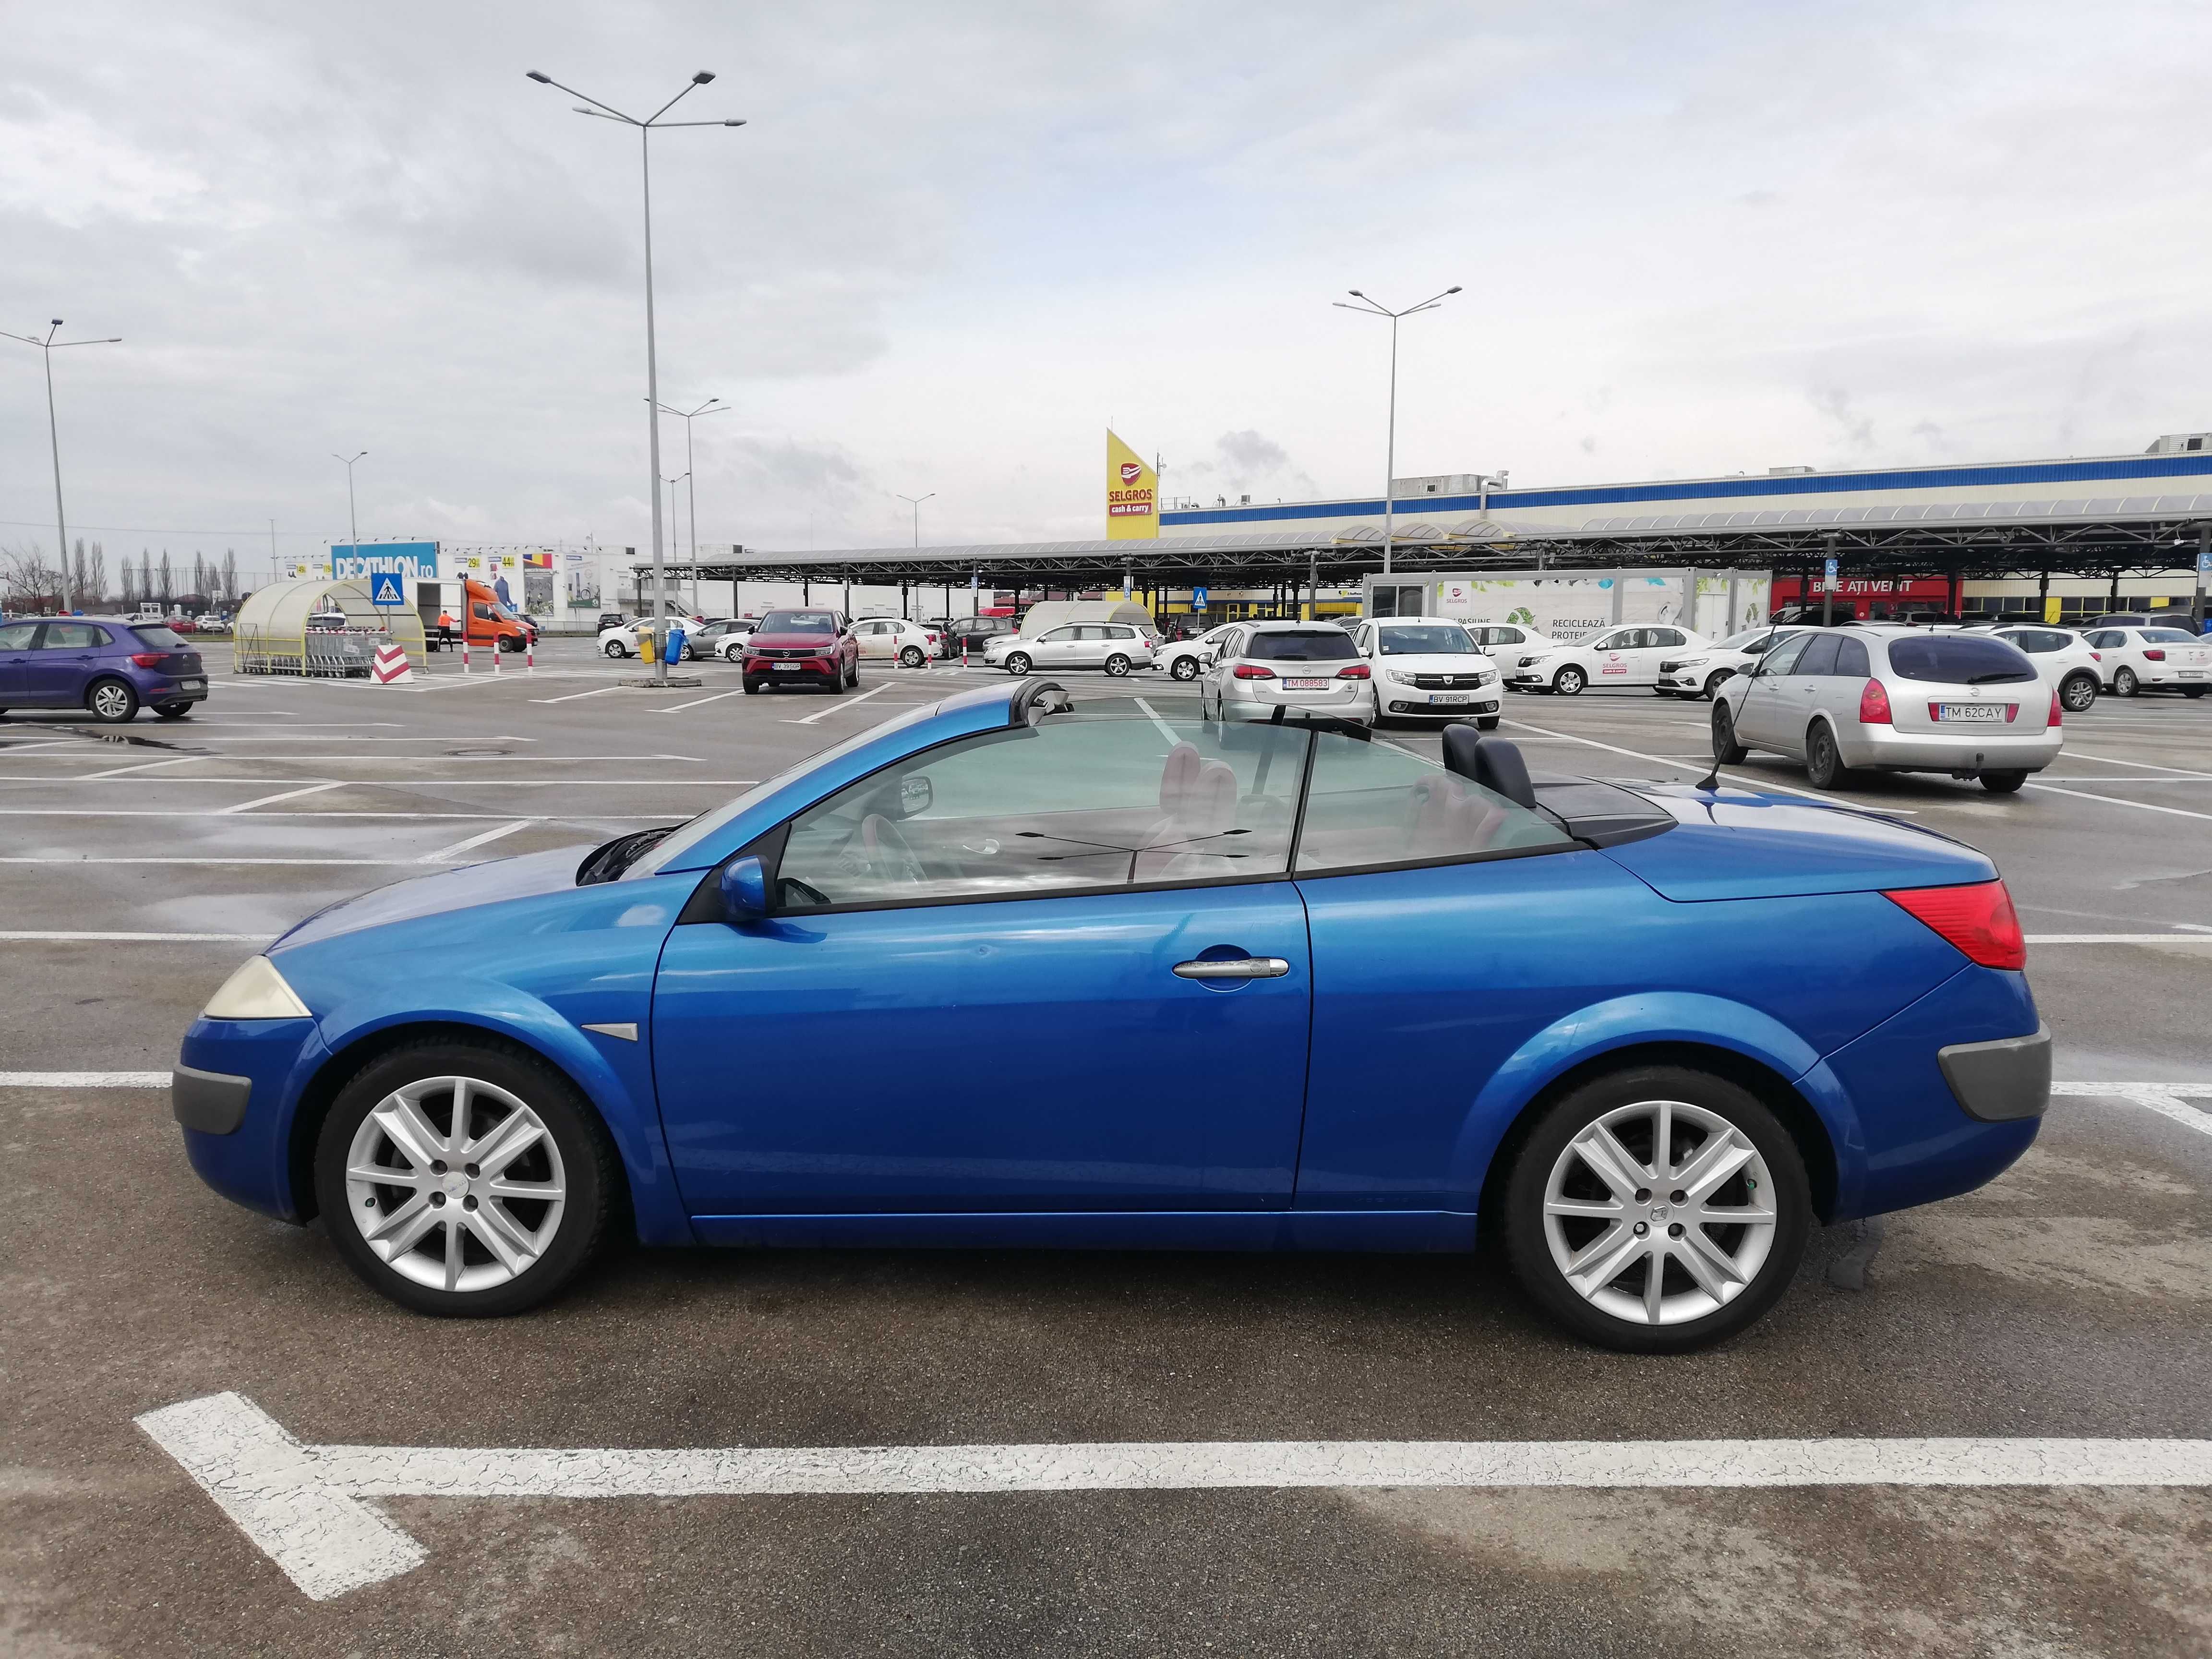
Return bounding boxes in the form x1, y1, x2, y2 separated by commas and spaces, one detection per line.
2115, 666, 2140, 697
1005, 651, 1033, 677
1104, 653, 1131, 677
603, 640, 627, 658
1981, 769, 2027, 794
2059, 672, 2099, 712
1552, 666, 1586, 696
1710, 702, 1747, 764
1170, 656, 1200, 681
1803, 722, 1851, 789
314, 1039, 616, 1317
85, 679, 138, 723
900, 645, 925, 668
153, 702, 193, 720
2184, 687, 2208, 699
1502, 1064, 1810, 1353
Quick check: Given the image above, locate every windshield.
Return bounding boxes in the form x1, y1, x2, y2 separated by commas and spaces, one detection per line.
1245, 629, 1358, 662
1885, 635, 2036, 685
758, 610, 840, 635
131, 625, 187, 649
1718, 628, 1777, 651
1376, 625, 1478, 655
2141, 628, 2197, 642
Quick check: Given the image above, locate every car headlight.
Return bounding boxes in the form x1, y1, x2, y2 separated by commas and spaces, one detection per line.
1381, 667, 1409, 684
1475, 668, 1497, 686
202, 955, 311, 1021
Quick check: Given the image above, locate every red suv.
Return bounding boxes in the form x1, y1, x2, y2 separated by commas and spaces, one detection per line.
740, 608, 859, 695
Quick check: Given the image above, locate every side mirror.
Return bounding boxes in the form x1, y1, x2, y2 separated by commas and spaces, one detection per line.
899, 774, 933, 817
718, 855, 769, 923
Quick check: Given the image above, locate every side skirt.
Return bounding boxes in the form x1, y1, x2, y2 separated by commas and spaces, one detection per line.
689, 1211, 1479, 1252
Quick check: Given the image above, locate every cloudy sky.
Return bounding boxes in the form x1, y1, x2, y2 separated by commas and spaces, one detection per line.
5, 0, 2211, 575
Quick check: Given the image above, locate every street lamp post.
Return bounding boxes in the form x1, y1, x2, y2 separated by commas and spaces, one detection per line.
528, 69, 744, 682
333, 451, 367, 556
654, 397, 726, 614
3, 320, 122, 611
897, 492, 935, 548
1332, 287, 1460, 577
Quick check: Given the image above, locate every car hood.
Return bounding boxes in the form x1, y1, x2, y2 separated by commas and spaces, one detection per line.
1375, 653, 1496, 673
1596, 784, 1995, 901
746, 631, 841, 649
271, 844, 594, 950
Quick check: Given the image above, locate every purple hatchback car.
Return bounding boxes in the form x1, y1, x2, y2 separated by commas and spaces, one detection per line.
0, 616, 208, 722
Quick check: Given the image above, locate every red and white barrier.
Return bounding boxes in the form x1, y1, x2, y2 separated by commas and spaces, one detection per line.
370, 643, 413, 685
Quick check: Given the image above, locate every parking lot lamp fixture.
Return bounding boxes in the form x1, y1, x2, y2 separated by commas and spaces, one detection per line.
333, 452, 366, 557
527, 69, 743, 682
2, 320, 121, 611
654, 398, 726, 610
1332, 287, 1459, 577
897, 492, 935, 548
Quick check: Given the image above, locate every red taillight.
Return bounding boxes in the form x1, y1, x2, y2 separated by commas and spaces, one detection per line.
2090, 650, 2102, 661
1883, 880, 2027, 970
1232, 664, 1276, 680
2143, 649, 2166, 661
2048, 688, 2061, 727
130, 652, 164, 668
1857, 678, 1891, 723
1336, 662, 1371, 679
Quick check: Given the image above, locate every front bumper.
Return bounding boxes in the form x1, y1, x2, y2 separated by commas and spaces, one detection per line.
744, 662, 839, 687
177, 1016, 328, 1222
1382, 692, 1501, 718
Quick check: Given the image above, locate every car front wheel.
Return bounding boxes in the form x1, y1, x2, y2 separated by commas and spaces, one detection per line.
1170, 656, 1200, 681
314, 1039, 616, 1317
86, 679, 139, 723
1502, 1064, 1810, 1353
2059, 672, 2099, 712
1005, 651, 1033, 677
603, 640, 626, 658
2114, 666, 2140, 697
1553, 665, 1586, 696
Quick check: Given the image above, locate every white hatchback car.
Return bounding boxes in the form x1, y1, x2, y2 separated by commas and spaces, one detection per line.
1658, 626, 1807, 700
1350, 616, 1503, 728
1506, 623, 1712, 696
1713, 625, 2060, 793
987, 622, 1157, 677
1153, 623, 1240, 683
1973, 625, 2105, 713
2080, 625, 2212, 698
851, 617, 943, 666
1198, 620, 1375, 725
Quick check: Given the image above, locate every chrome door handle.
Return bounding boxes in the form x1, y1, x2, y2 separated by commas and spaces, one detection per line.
1173, 956, 1291, 980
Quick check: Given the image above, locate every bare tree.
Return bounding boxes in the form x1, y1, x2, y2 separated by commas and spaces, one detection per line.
89, 541, 107, 606
120, 560, 137, 605
222, 550, 239, 601
0, 541, 63, 610
72, 539, 90, 606
139, 550, 153, 603
157, 551, 173, 605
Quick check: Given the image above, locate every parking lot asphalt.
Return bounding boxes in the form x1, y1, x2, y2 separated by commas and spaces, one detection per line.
6, 639, 2211, 1656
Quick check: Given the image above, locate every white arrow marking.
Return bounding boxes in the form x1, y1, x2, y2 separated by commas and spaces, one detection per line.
139, 1392, 2212, 1602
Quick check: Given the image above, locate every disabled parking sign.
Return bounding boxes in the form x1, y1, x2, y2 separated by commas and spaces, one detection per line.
368, 571, 405, 606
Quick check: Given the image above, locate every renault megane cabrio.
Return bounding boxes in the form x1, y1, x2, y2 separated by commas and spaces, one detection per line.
172, 681, 2049, 1352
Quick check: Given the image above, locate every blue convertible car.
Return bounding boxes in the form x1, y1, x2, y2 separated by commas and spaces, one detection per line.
173, 681, 2048, 1351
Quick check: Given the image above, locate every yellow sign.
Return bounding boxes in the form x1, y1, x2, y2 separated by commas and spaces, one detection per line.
1106, 430, 1157, 541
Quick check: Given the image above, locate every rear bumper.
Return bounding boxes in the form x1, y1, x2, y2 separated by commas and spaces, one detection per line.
1222, 692, 1374, 725
1938, 1022, 2052, 1122
1837, 725, 2062, 773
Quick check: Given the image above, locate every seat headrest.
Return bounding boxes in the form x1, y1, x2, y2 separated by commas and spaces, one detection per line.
1442, 722, 1537, 810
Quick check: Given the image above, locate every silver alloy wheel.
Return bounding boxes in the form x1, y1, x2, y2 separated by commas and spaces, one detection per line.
1541, 1096, 1777, 1326
89, 682, 133, 720
1171, 657, 1199, 681
343, 1074, 568, 1294
2060, 673, 2098, 711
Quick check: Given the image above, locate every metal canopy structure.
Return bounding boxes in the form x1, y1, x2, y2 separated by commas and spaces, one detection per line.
641, 494, 2212, 591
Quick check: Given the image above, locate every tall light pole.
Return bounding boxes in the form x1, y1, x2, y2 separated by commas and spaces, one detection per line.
1333, 286, 1459, 577
333, 451, 367, 555
661, 471, 689, 613
654, 397, 726, 612
3, 320, 122, 611
528, 69, 744, 681
897, 492, 935, 548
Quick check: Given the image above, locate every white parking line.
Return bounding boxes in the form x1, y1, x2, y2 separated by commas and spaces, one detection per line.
528, 685, 624, 705
2028, 934, 2212, 945
1496, 719, 1917, 811
0, 809, 671, 820
2054, 752, 2212, 778
652, 688, 748, 713
135, 1390, 2212, 1602
0, 930, 274, 942
75, 754, 206, 781
0, 778, 753, 787
2023, 783, 2212, 822
2053, 1081, 2212, 1140
219, 781, 348, 814
1, 1071, 173, 1087
0, 857, 450, 866
1133, 697, 1181, 745
784, 684, 892, 724
415, 820, 533, 862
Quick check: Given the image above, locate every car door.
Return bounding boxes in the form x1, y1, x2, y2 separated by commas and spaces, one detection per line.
1638, 628, 1691, 685
1766, 632, 1839, 754
0, 621, 39, 701
1200, 627, 1247, 706
651, 711, 1315, 1223
1584, 628, 1639, 687
25, 621, 108, 706
1734, 630, 1816, 745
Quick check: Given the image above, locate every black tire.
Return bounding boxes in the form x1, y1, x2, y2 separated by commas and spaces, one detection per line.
603, 640, 626, 658
1553, 665, 1586, 697
1104, 653, 1131, 677
1654, 687, 1677, 697
1005, 651, 1033, 677
2115, 666, 2140, 697
2183, 686, 2208, 700
845, 658, 860, 689
1476, 716, 1501, 731
85, 678, 139, 723
313, 1038, 617, 1318
1711, 702, 1747, 764
2059, 672, 2099, 713
153, 703, 192, 720
1804, 722, 1851, 789
1501, 1063, 1812, 1354
1170, 656, 1200, 682
900, 646, 925, 668
1981, 769, 2027, 794
743, 679, 762, 695
1703, 671, 1731, 700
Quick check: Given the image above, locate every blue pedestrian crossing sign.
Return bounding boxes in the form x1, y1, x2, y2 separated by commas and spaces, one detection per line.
368, 572, 405, 606
1193, 585, 1210, 608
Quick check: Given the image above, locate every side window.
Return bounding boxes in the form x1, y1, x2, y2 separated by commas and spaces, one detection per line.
42, 623, 105, 649
775, 717, 1310, 909
1294, 733, 1575, 874
1761, 633, 1816, 676
1651, 629, 1684, 647
1793, 635, 1841, 676
1833, 636, 1870, 676
1041, 626, 1079, 643
472, 603, 494, 621
0, 622, 39, 650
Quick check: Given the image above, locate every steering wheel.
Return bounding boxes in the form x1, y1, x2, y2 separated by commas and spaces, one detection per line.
864, 813, 929, 887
